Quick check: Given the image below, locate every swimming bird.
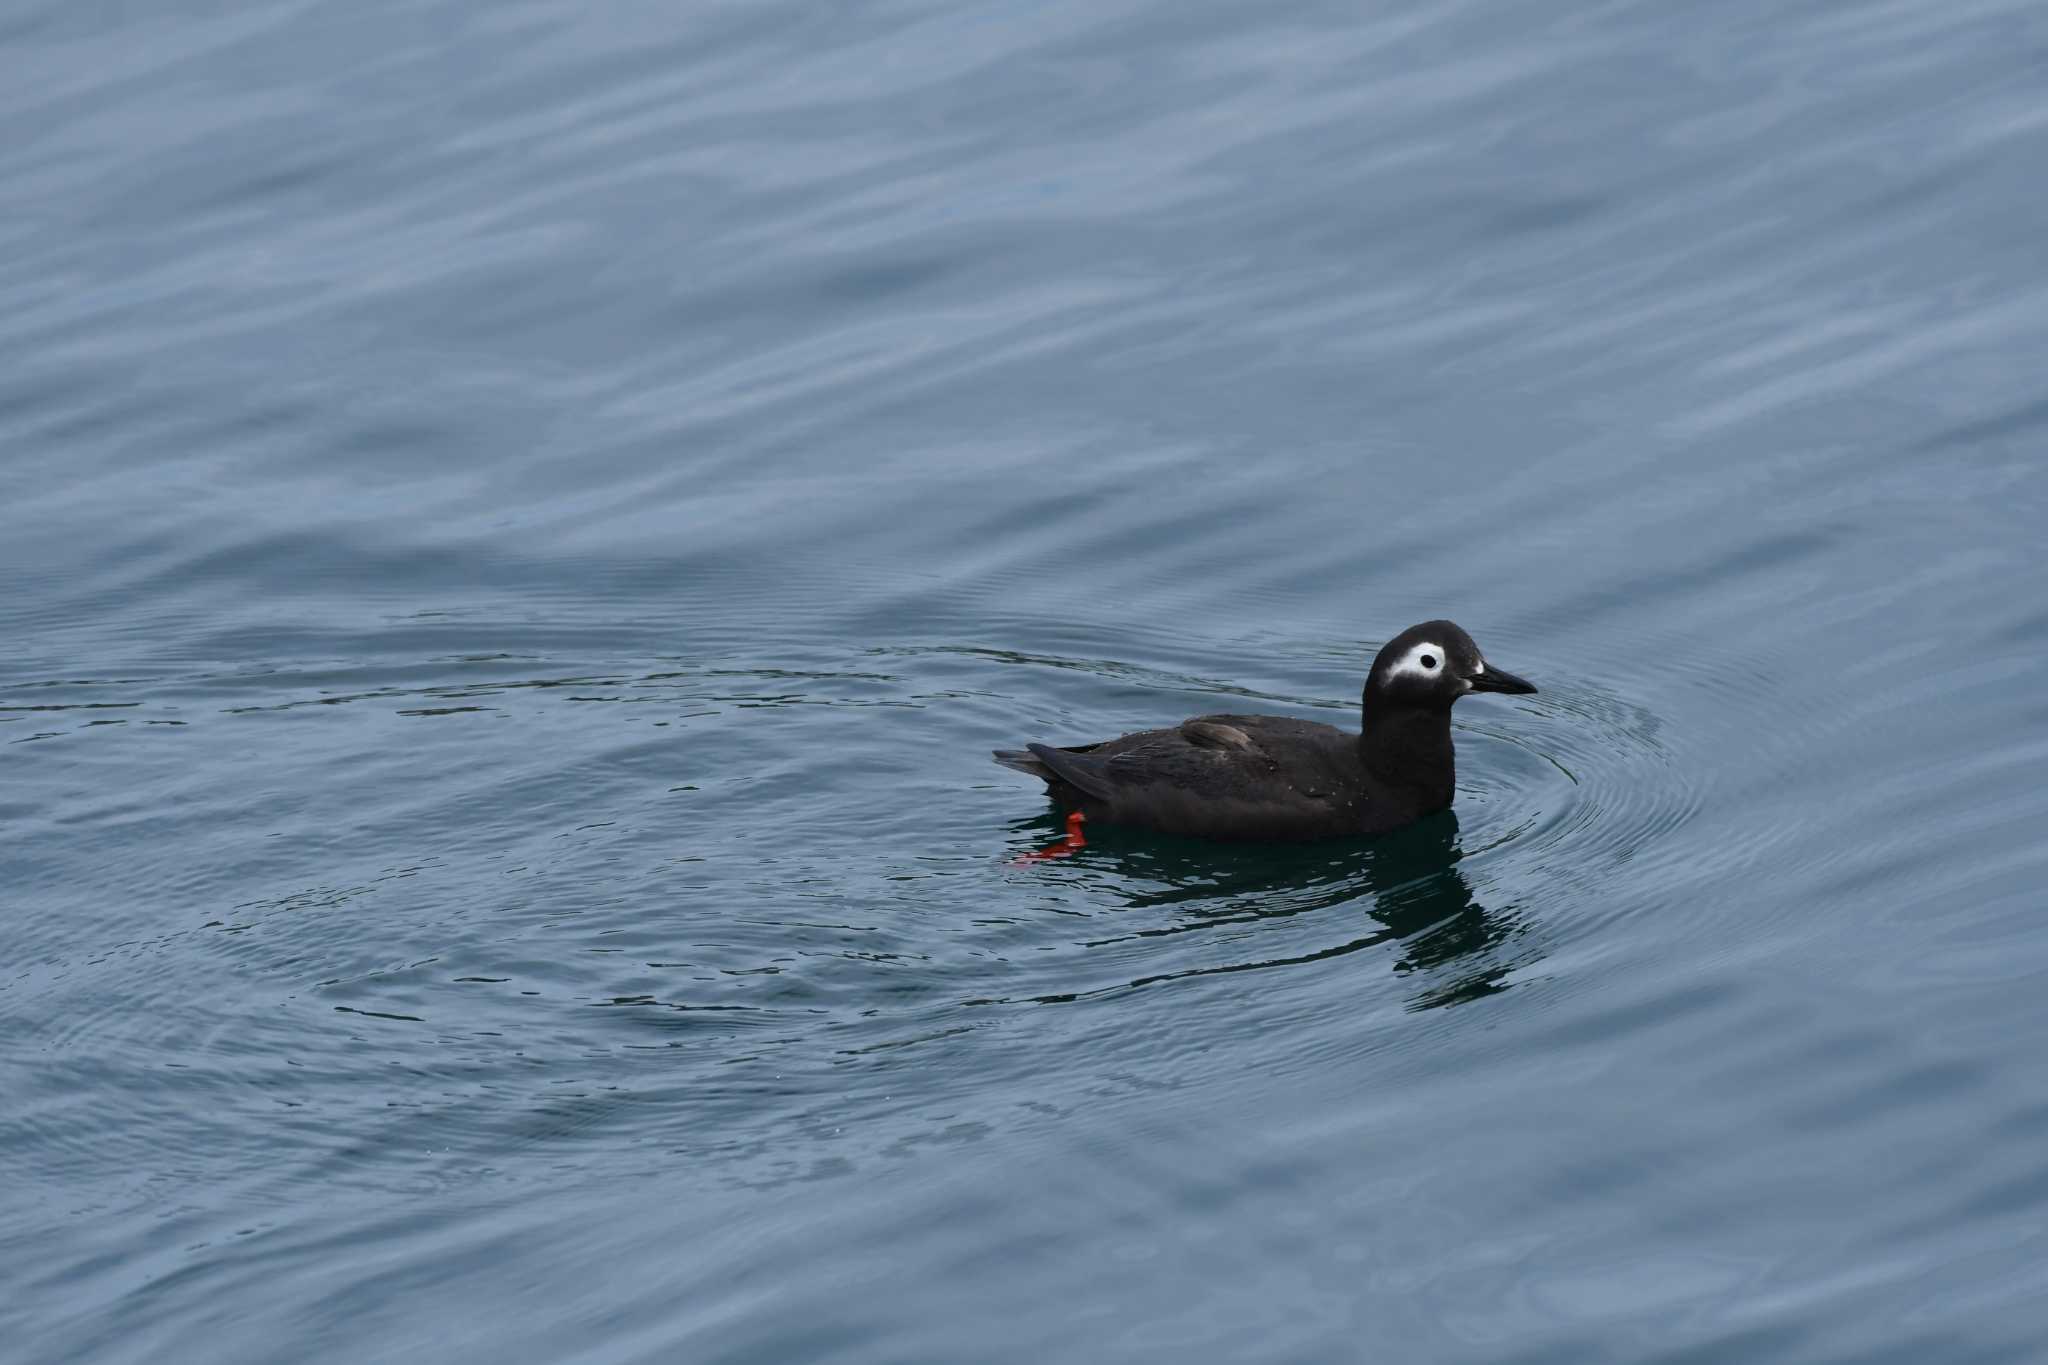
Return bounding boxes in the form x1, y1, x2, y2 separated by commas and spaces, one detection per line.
994, 620, 1535, 842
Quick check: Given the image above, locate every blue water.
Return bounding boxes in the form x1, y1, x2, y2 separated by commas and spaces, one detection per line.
6, 2, 2048, 1360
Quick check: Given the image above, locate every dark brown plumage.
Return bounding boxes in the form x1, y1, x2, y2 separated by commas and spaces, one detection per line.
994, 620, 1535, 842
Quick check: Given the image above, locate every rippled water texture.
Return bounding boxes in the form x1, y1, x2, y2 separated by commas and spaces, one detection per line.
6, 1, 2048, 1361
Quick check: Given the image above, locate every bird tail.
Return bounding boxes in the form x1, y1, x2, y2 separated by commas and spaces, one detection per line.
992, 748, 1053, 780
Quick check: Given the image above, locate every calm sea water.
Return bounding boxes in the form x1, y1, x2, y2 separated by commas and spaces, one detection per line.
6, 2, 2048, 1361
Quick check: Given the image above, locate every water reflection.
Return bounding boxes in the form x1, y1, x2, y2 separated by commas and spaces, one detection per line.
1010, 812, 1530, 1011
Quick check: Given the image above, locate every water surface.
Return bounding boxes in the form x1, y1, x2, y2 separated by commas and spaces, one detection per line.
5, 1, 2048, 1361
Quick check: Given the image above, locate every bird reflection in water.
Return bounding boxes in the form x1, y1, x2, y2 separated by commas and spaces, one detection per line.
1008, 810, 1527, 1011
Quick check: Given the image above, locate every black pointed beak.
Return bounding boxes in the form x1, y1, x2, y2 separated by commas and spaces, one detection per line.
1468, 664, 1536, 696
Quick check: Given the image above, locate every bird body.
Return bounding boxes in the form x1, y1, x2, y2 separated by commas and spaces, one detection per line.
994, 620, 1534, 843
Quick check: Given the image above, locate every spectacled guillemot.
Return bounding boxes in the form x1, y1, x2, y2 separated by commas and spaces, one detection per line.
994, 620, 1536, 842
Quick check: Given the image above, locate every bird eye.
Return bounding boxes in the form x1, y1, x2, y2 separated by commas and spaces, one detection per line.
1420, 654, 1438, 670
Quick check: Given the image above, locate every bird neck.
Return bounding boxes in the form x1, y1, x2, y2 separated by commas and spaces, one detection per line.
1358, 701, 1456, 806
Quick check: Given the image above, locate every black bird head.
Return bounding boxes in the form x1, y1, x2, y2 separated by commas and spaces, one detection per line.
1364, 620, 1537, 712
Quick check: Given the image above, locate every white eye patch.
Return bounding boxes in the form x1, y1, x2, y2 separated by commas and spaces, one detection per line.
1385, 641, 1447, 683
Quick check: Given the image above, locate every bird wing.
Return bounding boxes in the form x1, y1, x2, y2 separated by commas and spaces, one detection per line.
1177, 714, 1348, 799
1026, 717, 1287, 802
1177, 719, 1256, 751
1024, 741, 1123, 800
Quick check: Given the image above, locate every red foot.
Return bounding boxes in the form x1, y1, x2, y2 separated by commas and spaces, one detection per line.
1013, 810, 1087, 864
